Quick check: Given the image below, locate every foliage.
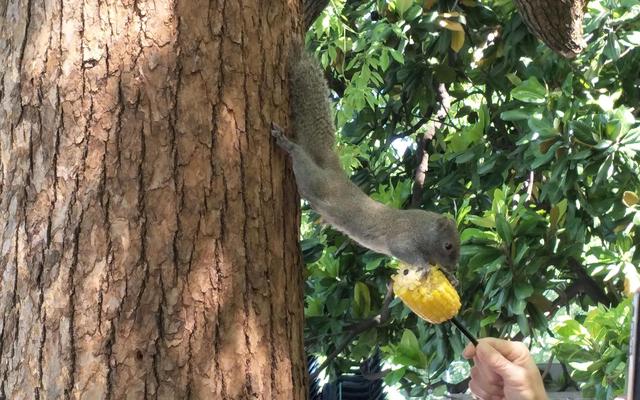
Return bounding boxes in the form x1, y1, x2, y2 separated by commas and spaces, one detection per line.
552, 300, 632, 398
302, 0, 640, 398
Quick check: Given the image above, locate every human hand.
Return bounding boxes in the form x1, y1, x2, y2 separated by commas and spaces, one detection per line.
463, 338, 547, 400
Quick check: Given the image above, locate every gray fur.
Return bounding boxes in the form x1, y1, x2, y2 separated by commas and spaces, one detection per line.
272, 50, 460, 278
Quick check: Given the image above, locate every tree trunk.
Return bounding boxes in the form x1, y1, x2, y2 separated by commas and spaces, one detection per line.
0, 1, 306, 399
513, 0, 586, 58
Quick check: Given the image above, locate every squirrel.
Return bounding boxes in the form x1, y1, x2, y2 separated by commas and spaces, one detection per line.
271, 49, 460, 282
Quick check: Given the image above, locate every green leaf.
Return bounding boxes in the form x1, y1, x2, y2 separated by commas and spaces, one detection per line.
509, 298, 527, 315
467, 215, 495, 228
528, 117, 557, 138
571, 120, 599, 145
570, 149, 592, 160
505, 73, 521, 85
531, 141, 562, 169
492, 188, 506, 215
455, 149, 477, 164
469, 251, 505, 272
352, 282, 371, 318
604, 32, 622, 61
384, 367, 407, 386
517, 313, 530, 335
513, 243, 529, 264
396, 0, 413, 17
324, 257, 341, 279
404, 4, 423, 21
481, 313, 498, 327
550, 199, 568, 230
554, 319, 588, 340
301, 238, 324, 264
460, 227, 498, 243
389, 48, 404, 64
398, 329, 427, 367
380, 49, 390, 71
328, 297, 350, 317
561, 73, 574, 96
626, 31, 640, 46
513, 281, 533, 300
621, 127, 640, 152
511, 77, 546, 104
594, 156, 614, 188
500, 107, 534, 121
305, 297, 324, 317
495, 214, 512, 244
448, 102, 488, 152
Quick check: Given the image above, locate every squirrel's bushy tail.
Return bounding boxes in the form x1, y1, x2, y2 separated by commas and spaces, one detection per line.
289, 50, 342, 172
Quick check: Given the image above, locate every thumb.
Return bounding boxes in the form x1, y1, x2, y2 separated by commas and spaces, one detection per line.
475, 340, 513, 373
462, 342, 476, 359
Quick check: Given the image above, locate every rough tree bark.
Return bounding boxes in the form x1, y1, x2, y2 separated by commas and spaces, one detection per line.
0, 1, 306, 399
513, 0, 586, 58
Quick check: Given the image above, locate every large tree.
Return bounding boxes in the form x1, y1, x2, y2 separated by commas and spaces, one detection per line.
0, 1, 306, 398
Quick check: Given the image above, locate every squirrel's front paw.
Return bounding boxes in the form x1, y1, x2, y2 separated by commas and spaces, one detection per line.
271, 122, 294, 152
441, 269, 459, 287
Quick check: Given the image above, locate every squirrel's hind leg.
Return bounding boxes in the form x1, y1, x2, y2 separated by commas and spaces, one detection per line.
270, 122, 333, 205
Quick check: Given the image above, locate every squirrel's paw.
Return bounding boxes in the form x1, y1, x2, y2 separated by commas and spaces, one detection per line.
413, 265, 431, 282
442, 269, 459, 287
418, 266, 458, 287
271, 122, 294, 152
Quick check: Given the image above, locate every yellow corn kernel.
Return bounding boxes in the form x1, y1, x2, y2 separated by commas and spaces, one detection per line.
392, 267, 461, 324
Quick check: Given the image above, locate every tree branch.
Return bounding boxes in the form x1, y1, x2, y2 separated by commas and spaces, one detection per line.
410, 83, 450, 208
303, 0, 330, 31
565, 257, 613, 306
410, 133, 431, 208
540, 354, 555, 380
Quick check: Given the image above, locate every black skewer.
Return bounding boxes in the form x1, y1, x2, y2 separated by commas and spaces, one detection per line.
451, 317, 478, 346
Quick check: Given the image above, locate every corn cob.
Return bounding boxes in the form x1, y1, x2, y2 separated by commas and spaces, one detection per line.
392, 266, 461, 324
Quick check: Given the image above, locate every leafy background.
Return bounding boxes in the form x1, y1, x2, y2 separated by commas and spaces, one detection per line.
300, 0, 640, 398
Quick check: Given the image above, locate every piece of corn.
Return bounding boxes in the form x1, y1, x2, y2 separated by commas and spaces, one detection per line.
392, 267, 461, 324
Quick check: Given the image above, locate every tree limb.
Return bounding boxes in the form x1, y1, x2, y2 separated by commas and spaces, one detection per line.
304, 0, 330, 31
410, 133, 431, 208
565, 257, 613, 306
410, 83, 450, 208
540, 353, 555, 380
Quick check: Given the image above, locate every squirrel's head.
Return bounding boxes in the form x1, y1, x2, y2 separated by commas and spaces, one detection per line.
420, 216, 460, 270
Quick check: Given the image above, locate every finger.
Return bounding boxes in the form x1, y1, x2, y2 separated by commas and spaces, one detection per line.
469, 379, 502, 400
463, 342, 476, 359
470, 366, 503, 390
475, 341, 513, 373
479, 338, 530, 363
474, 363, 503, 386
470, 367, 503, 397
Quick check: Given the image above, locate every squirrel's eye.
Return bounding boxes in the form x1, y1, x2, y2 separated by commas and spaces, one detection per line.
444, 242, 453, 251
